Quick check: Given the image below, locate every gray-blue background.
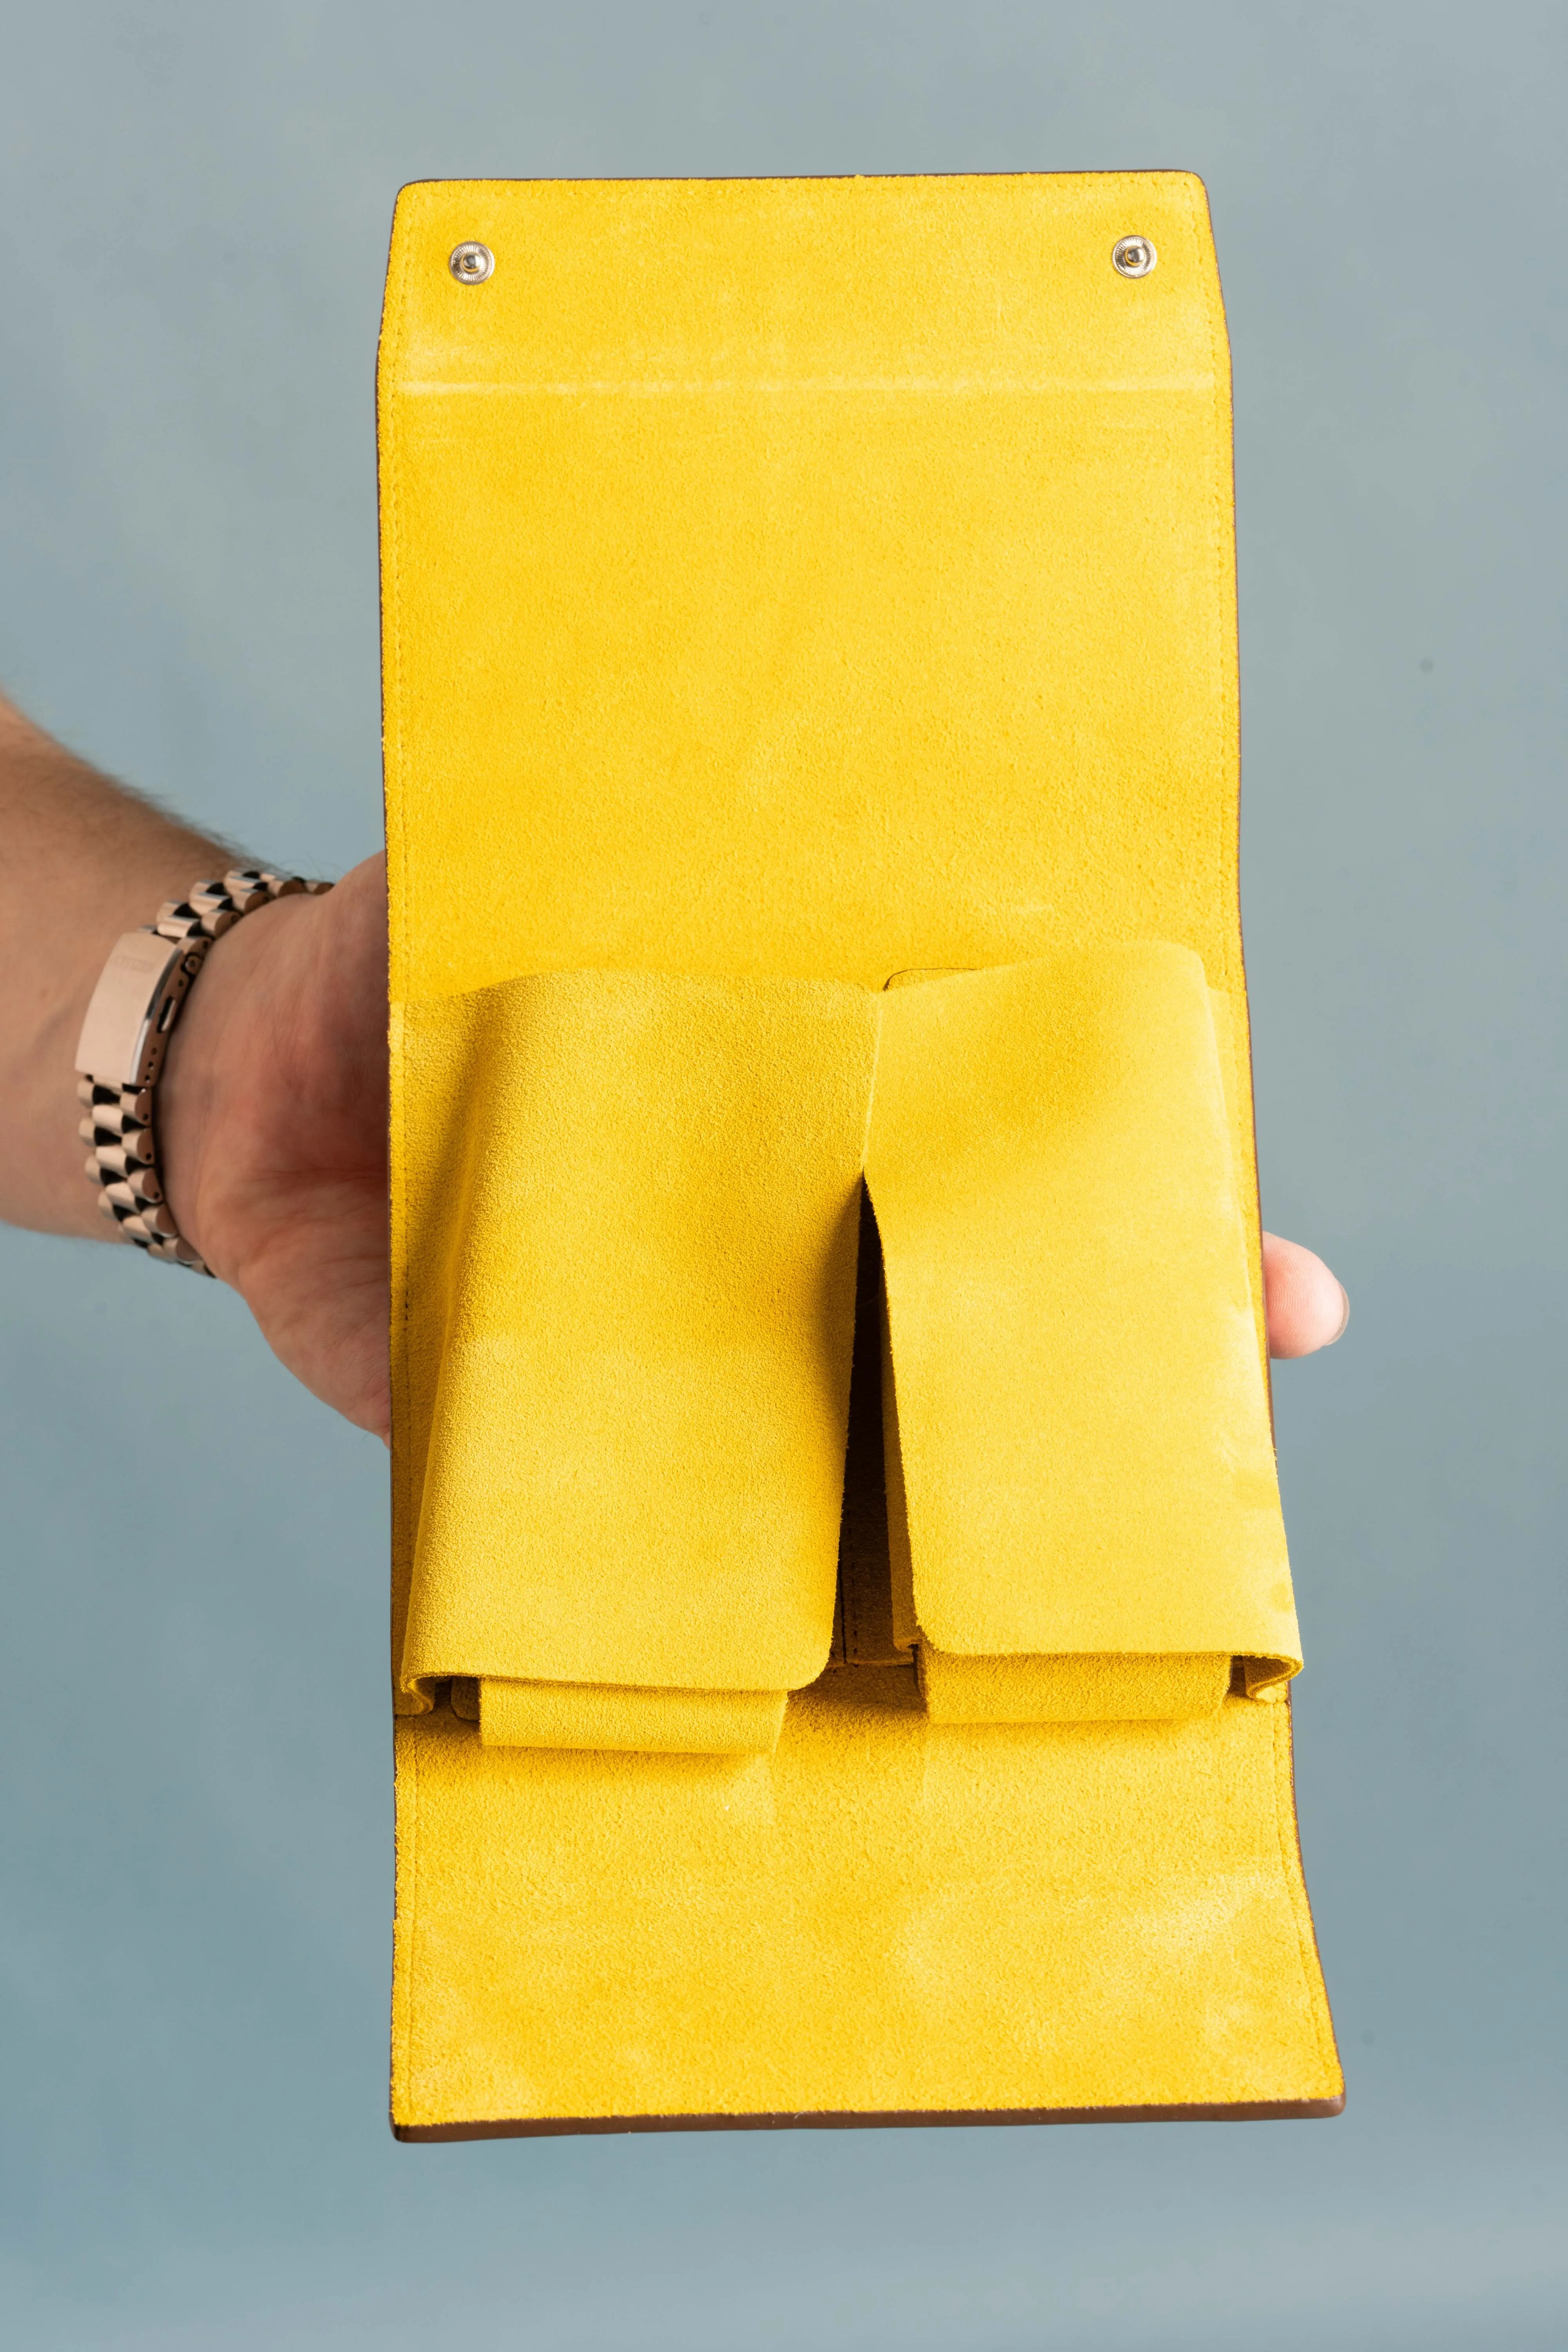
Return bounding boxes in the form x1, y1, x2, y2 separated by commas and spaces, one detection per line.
2, 4, 1562, 2343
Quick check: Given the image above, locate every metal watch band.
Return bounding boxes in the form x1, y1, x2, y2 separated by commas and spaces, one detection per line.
74, 866, 332, 1275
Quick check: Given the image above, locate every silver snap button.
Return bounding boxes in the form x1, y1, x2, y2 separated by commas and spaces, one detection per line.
1112, 235, 1157, 279
449, 241, 495, 285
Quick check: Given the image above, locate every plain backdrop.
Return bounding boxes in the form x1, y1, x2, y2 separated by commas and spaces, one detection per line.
1, 5, 1563, 2346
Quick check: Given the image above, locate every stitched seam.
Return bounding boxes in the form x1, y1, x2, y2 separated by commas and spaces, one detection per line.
395, 1723, 420, 2120
1183, 176, 1267, 1387
384, 194, 419, 2112
386, 197, 416, 1698
1185, 174, 1238, 1002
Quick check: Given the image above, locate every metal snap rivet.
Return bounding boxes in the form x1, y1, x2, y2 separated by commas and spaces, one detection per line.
449, 241, 495, 285
1112, 235, 1157, 279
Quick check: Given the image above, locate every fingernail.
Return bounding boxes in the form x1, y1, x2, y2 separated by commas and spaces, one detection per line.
1329, 1283, 1350, 1344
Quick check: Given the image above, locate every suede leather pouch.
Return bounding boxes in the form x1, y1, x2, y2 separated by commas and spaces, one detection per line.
380, 172, 1343, 2137
397, 971, 877, 1749
399, 949, 1300, 1747
867, 948, 1300, 1716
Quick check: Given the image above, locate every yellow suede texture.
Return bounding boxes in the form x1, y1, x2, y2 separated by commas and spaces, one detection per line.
919, 1650, 1232, 1726
397, 970, 877, 1704
866, 950, 1300, 1678
479, 1680, 788, 1757
399, 950, 1299, 1739
393, 1680, 1338, 2127
380, 171, 1342, 2132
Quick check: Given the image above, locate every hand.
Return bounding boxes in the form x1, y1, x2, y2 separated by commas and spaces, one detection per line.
1262, 1232, 1350, 1360
157, 852, 1348, 1446
158, 852, 392, 1441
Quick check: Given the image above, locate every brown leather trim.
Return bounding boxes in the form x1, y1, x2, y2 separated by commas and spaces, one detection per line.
394, 2094, 1345, 2142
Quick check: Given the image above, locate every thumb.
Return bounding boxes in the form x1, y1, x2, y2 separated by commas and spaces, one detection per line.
1262, 1232, 1350, 1359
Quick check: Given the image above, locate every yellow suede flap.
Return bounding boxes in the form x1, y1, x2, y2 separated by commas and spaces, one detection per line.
381, 177, 1247, 1009
479, 1679, 788, 1755
397, 970, 877, 1708
919, 1650, 1232, 1725
393, 1681, 1342, 2129
867, 949, 1299, 1681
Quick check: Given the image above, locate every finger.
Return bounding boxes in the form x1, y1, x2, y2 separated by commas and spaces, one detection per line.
1262, 1232, 1349, 1360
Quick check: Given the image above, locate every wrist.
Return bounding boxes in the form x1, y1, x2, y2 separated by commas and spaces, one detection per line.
1, 847, 230, 1241
156, 893, 311, 1274
74, 869, 331, 1276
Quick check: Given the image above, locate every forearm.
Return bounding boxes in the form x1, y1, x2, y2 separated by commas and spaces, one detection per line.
0, 691, 231, 1236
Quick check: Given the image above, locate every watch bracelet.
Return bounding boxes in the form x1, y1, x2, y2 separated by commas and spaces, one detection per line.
78, 866, 332, 1275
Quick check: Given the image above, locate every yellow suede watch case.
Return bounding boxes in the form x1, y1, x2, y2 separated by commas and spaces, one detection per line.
379, 173, 1343, 2138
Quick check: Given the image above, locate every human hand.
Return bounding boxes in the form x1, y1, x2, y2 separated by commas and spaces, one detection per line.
158, 851, 393, 1441
1261, 1232, 1349, 1360
157, 851, 1347, 1446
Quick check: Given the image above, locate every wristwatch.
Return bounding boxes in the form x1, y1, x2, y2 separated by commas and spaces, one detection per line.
73, 866, 332, 1274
